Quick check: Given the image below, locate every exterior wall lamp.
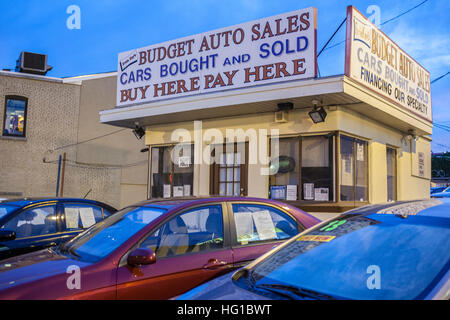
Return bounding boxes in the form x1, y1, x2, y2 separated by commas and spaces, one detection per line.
133, 124, 145, 139
308, 99, 327, 123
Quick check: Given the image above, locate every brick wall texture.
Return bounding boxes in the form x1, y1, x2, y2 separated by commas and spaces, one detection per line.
0, 74, 121, 209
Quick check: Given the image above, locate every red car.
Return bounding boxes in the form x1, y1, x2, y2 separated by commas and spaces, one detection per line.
0, 197, 319, 300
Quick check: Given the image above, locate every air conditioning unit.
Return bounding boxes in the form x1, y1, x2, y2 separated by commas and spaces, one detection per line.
274, 111, 288, 123
15, 51, 52, 75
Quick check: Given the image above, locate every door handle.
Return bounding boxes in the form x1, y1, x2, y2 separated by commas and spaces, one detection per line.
203, 258, 227, 270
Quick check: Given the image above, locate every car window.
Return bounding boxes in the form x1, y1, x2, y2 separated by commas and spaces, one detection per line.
1, 205, 58, 238
140, 204, 224, 259
66, 206, 165, 263
62, 203, 105, 231
239, 214, 450, 300
0, 204, 18, 220
231, 203, 298, 245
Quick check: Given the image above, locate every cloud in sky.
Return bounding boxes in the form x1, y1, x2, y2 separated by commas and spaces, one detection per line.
1, 0, 449, 151
388, 22, 450, 76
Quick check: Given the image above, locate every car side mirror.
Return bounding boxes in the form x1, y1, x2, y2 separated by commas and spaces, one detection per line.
0, 229, 16, 241
127, 248, 156, 266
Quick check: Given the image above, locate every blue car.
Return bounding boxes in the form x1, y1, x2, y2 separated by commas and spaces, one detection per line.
178, 199, 450, 300
0, 198, 116, 260
431, 186, 450, 198
430, 186, 447, 195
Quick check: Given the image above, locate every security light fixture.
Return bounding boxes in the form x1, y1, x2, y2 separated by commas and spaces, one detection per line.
133, 125, 145, 140
308, 100, 327, 123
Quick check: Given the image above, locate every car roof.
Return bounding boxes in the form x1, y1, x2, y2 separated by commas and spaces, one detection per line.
0, 197, 116, 210
340, 198, 450, 219
133, 196, 291, 210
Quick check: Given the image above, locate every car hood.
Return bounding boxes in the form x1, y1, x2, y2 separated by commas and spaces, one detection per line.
430, 192, 450, 197
177, 271, 269, 300
0, 248, 90, 290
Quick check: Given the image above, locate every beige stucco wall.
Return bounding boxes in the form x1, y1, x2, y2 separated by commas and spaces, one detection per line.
76, 75, 148, 208
144, 104, 431, 203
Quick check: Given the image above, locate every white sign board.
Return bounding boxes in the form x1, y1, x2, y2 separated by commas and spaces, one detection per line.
117, 7, 317, 106
286, 185, 298, 201
418, 152, 425, 177
314, 188, 329, 201
303, 183, 314, 200
345, 6, 431, 122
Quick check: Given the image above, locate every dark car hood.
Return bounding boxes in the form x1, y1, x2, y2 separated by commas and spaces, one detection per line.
0, 248, 90, 290
177, 271, 269, 300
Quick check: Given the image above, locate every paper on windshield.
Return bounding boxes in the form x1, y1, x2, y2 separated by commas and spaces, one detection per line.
79, 207, 96, 228
65, 207, 80, 229
252, 210, 277, 240
234, 211, 254, 242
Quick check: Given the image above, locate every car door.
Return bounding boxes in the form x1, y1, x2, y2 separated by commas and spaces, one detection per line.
59, 202, 113, 244
0, 202, 61, 259
227, 202, 303, 268
116, 203, 234, 299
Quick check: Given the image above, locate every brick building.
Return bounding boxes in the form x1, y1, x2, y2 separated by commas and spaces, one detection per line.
0, 70, 147, 209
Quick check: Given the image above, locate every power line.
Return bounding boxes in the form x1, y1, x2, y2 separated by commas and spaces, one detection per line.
320, 0, 431, 54
49, 128, 128, 152
434, 123, 450, 133
431, 71, 450, 84
43, 157, 147, 170
317, 17, 347, 58
380, 0, 429, 26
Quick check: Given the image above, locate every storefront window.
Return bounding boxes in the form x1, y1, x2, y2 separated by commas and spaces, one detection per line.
269, 135, 334, 202
210, 143, 248, 196
301, 135, 334, 201
150, 144, 194, 198
269, 137, 299, 200
3, 96, 27, 137
386, 147, 397, 202
340, 135, 368, 202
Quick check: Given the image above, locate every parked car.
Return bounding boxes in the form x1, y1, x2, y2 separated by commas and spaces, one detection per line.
430, 186, 447, 195
0, 198, 117, 260
0, 197, 319, 299
431, 186, 450, 198
178, 198, 450, 300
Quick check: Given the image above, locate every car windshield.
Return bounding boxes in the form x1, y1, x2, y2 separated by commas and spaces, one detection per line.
61, 206, 165, 263
0, 204, 18, 220
236, 213, 450, 300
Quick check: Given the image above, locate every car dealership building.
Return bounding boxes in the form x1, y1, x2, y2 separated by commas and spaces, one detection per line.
98, 6, 433, 213
0, 6, 432, 213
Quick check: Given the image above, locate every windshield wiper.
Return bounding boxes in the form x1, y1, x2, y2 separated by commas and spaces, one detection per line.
57, 243, 80, 258
254, 283, 336, 300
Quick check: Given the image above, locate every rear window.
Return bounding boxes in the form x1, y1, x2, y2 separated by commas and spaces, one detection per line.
243, 214, 450, 300
0, 205, 18, 220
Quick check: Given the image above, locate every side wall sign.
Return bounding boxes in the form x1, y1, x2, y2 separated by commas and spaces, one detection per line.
117, 7, 317, 107
345, 6, 432, 122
